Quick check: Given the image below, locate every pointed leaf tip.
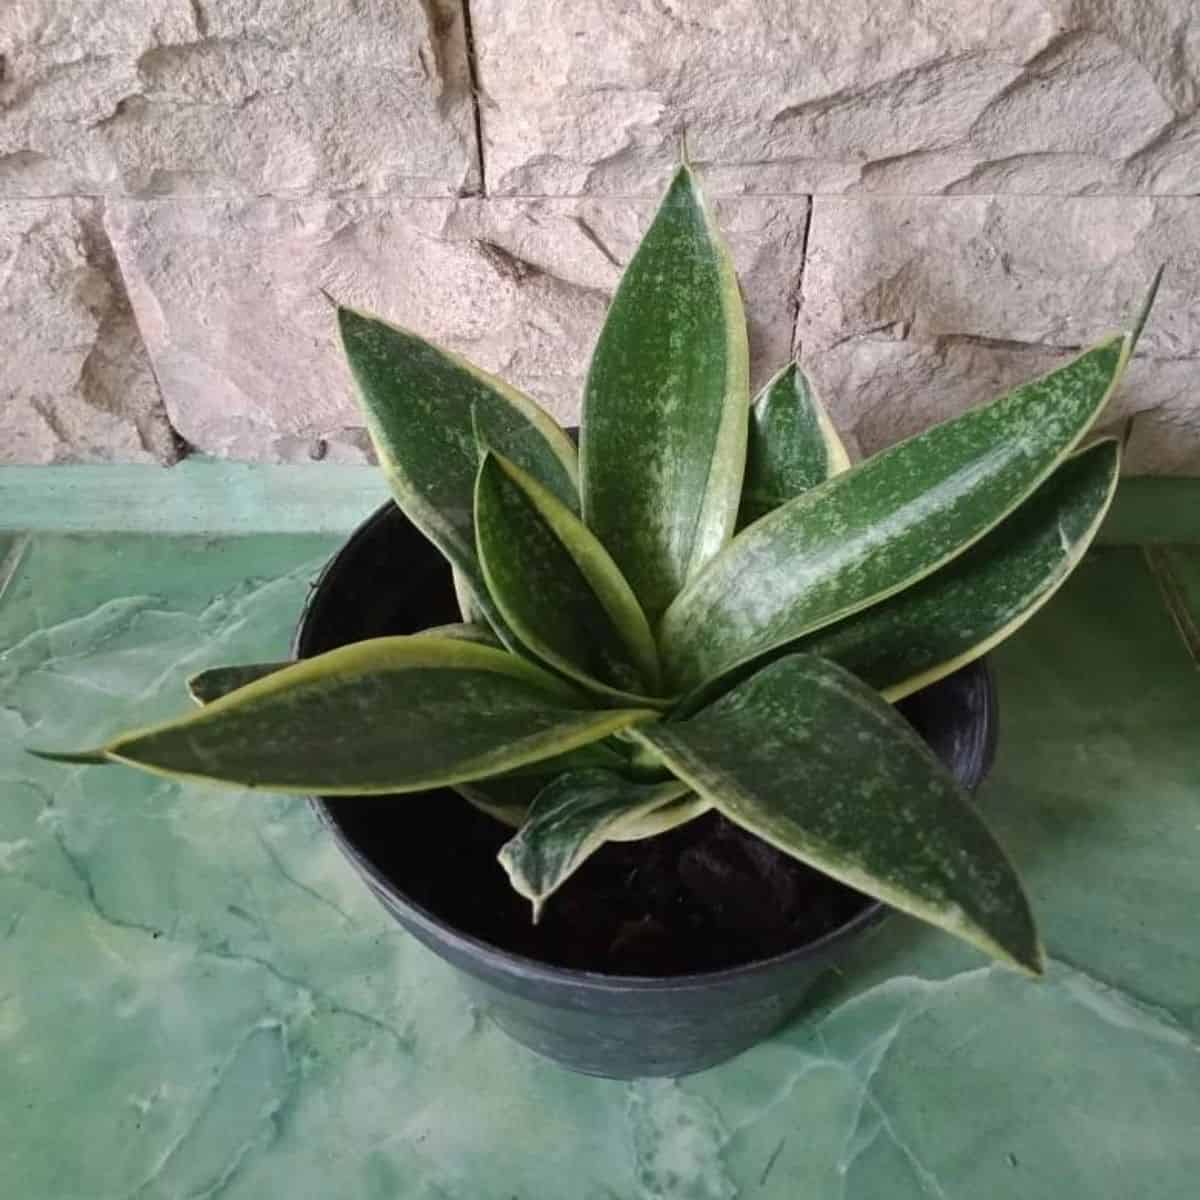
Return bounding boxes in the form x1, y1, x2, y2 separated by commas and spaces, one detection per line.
633, 654, 1041, 972
1025, 940, 1048, 978
499, 770, 690, 920
188, 662, 290, 705
337, 305, 578, 646
661, 336, 1129, 692
582, 156, 749, 621
28, 746, 109, 766
739, 360, 851, 527
787, 437, 1122, 705
1130, 264, 1164, 351
77, 637, 660, 795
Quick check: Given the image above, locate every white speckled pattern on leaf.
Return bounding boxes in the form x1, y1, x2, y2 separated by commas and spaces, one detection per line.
634, 654, 1041, 972
499, 770, 691, 919
47, 637, 659, 794
581, 164, 750, 623
475, 451, 662, 701
661, 336, 1130, 691
739, 361, 852, 527
338, 306, 579, 645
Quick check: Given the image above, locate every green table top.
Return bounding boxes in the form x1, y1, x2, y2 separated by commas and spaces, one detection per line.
2, 467, 1198, 1199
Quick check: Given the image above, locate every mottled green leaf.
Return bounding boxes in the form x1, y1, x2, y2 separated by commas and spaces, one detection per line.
499, 770, 691, 920
454, 777, 540, 829
739, 361, 851, 527
609, 793, 712, 842
186, 624, 502, 706
661, 335, 1131, 691
188, 662, 287, 705
188, 639, 645, 826
581, 164, 749, 621
415, 622, 505, 647
475, 451, 662, 702
453, 735, 638, 828
41, 637, 657, 795
338, 306, 579, 641
461, 768, 709, 840
1131, 263, 1165, 348
802, 438, 1121, 701
632, 654, 1041, 972
452, 567, 489, 626
28, 747, 108, 766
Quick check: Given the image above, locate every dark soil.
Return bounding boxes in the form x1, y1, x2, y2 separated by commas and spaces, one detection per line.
304, 502, 976, 978
325, 794, 876, 975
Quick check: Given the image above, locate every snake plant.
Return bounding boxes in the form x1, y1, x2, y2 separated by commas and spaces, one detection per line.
35, 165, 1159, 975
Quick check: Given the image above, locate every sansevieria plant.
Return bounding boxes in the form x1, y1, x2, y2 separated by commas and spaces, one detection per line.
35, 164, 1159, 976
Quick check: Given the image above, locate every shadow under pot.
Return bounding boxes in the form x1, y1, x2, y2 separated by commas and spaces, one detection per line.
296, 500, 997, 1079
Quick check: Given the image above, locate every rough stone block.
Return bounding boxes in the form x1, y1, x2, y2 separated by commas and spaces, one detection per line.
0, 199, 177, 464
0, 0, 479, 198
1121, 362, 1200, 475
105, 195, 808, 462
471, 0, 1199, 196
796, 195, 1200, 472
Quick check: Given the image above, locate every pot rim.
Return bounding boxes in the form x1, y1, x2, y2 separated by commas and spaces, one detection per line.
297, 499, 995, 997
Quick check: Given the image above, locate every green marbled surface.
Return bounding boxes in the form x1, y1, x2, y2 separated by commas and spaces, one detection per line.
2, 502, 1199, 1198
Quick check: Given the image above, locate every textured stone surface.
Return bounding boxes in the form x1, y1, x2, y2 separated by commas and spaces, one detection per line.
2, 1, 1200, 468
105, 195, 808, 461
0, 200, 177, 464
0, 0, 479, 197
472, 0, 1200, 196
796, 196, 1200, 472
2, 525, 1200, 1197
1123, 388, 1200, 475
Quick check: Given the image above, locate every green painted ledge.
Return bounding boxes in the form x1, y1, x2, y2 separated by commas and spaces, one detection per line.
1096, 477, 1200, 546
0, 459, 390, 535
3, 462, 1200, 1198
1, 461, 1197, 540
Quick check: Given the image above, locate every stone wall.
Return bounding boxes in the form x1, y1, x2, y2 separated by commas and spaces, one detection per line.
2, 0, 1197, 471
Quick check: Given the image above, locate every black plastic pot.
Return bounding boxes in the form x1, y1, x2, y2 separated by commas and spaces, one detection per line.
297, 500, 997, 1078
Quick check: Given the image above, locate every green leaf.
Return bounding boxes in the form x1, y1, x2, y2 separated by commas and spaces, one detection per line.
500, 740, 634, 779
457, 749, 706, 836
415, 621, 504, 647
27, 747, 109, 766
739, 361, 850, 527
186, 624, 502, 706
454, 777, 539, 828
581, 164, 750, 622
801, 438, 1121, 701
499, 770, 691, 920
184, 624, 631, 825
453, 736, 639, 827
609, 793, 712, 842
452, 567, 489, 626
631, 654, 1042, 972
660, 334, 1132, 692
188, 663, 287, 705
41, 637, 657, 795
337, 306, 579, 639
475, 450, 663, 702
1131, 263, 1164, 349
